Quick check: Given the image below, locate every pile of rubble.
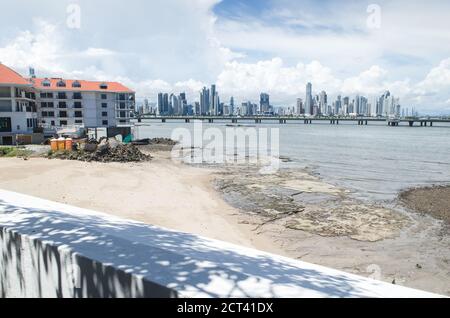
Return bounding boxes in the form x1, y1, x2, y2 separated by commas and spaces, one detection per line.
48, 138, 151, 163
132, 138, 178, 146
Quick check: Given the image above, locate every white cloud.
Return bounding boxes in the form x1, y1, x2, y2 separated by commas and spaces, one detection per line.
1, 1, 450, 114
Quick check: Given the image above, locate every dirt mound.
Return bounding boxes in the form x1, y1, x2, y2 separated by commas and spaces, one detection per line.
48, 139, 151, 163
400, 186, 450, 225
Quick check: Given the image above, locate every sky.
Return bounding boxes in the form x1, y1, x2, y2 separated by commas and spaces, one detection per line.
1, 0, 450, 114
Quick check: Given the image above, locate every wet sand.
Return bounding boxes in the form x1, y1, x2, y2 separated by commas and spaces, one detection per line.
1, 153, 449, 296
400, 186, 450, 225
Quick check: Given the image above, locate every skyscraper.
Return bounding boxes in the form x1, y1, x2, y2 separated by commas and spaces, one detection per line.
210, 84, 217, 115
157, 93, 170, 115
319, 91, 327, 116
296, 98, 304, 115
260, 93, 270, 114
200, 87, 210, 115
230, 96, 235, 115
305, 82, 313, 116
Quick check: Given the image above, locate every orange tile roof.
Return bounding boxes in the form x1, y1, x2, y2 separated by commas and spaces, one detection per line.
0, 63, 32, 86
32, 78, 134, 93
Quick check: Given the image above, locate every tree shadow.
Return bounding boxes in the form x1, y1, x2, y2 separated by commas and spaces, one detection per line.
0, 198, 386, 298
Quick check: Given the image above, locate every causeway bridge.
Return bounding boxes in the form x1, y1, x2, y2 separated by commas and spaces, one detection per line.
136, 116, 450, 127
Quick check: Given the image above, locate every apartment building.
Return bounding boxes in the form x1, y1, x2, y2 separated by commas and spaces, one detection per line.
0, 63, 135, 145
0, 63, 38, 145
33, 78, 135, 129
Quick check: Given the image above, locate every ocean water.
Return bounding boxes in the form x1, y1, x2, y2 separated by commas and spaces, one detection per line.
133, 120, 450, 202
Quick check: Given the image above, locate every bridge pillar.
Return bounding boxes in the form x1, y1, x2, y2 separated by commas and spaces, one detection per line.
336, 120, 339, 125
162, 119, 166, 123
365, 120, 368, 125
430, 122, 433, 127
185, 119, 190, 123
138, 118, 142, 123
409, 121, 414, 127
424, 121, 427, 127
209, 119, 214, 123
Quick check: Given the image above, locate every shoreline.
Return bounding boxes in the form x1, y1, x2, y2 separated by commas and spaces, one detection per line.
0, 152, 449, 296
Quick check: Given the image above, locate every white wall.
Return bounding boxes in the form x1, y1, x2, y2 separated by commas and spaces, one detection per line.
0, 190, 443, 298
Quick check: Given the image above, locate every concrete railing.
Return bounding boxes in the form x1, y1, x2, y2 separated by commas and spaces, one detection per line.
0, 190, 442, 298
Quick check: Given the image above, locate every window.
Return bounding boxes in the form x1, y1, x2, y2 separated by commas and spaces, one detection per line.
101, 94, 107, 100
40, 92, 53, 99
42, 79, 51, 87
59, 111, 68, 118
74, 111, 83, 118
75, 120, 83, 124
27, 118, 33, 128
119, 111, 126, 118
57, 92, 67, 99
56, 80, 66, 87
102, 120, 108, 126
102, 112, 108, 117
48, 111, 55, 117
58, 102, 67, 109
118, 94, 126, 101
0, 100, 12, 112
0, 87, 11, 98
0, 117, 12, 132
99, 83, 108, 90
73, 92, 82, 99
120, 102, 126, 109
102, 103, 108, 108
60, 120, 68, 126
41, 102, 55, 108
41, 111, 47, 117
51, 120, 55, 126
72, 81, 81, 88
74, 102, 82, 109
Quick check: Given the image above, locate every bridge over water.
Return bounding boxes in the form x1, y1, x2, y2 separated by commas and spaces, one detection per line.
136, 116, 450, 127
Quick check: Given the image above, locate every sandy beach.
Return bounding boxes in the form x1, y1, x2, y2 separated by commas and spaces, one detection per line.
0, 154, 281, 255
1, 152, 449, 296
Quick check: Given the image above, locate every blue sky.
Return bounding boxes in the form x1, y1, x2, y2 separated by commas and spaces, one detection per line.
0, 0, 450, 114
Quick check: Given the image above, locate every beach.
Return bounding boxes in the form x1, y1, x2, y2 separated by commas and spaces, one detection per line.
0, 150, 449, 296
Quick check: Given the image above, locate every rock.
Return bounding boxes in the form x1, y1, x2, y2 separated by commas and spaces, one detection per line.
108, 138, 120, 149
84, 143, 98, 153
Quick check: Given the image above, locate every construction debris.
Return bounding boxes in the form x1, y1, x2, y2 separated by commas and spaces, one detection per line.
132, 138, 177, 146
48, 138, 151, 163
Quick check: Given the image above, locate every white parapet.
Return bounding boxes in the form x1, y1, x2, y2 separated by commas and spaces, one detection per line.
0, 189, 443, 298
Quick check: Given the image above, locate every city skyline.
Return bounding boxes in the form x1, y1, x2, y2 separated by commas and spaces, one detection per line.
1, 1, 450, 114
147, 81, 408, 118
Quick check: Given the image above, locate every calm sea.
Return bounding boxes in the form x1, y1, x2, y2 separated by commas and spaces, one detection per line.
133, 120, 450, 202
